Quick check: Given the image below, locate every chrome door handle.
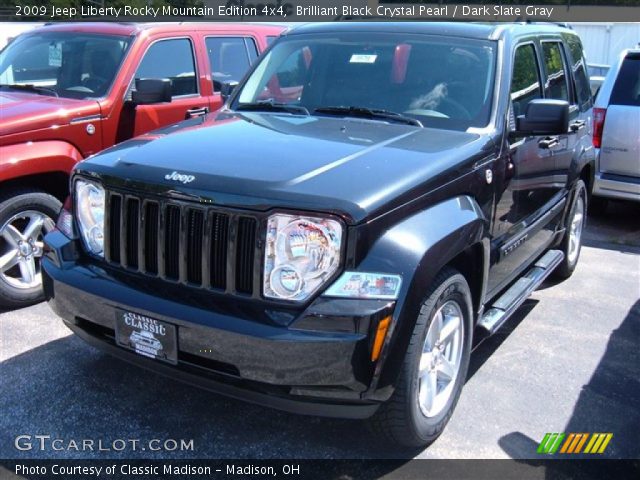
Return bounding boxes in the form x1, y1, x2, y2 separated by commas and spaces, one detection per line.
539, 136, 559, 149
186, 107, 209, 118
569, 120, 586, 132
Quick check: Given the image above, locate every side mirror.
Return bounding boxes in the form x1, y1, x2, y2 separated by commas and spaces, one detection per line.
514, 99, 569, 136
220, 81, 238, 102
131, 78, 172, 105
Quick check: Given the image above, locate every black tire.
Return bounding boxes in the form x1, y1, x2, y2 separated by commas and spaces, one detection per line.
554, 180, 587, 280
0, 189, 61, 309
368, 267, 473, 448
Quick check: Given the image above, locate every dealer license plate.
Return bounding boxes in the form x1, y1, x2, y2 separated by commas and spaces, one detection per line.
115, 310, 178, 365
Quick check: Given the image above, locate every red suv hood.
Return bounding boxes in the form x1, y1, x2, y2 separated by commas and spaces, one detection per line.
0, 90, 101, 136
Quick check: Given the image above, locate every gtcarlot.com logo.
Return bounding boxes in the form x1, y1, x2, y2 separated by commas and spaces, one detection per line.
537, 432, 613, 455
15, 435, 194, 452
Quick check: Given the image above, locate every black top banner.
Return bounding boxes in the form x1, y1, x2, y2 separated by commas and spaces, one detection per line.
1, 0, 639, 21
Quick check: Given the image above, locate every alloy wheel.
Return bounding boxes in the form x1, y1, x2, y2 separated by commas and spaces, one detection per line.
0, 210, 55, 290
567, 195, 585, 264
417, 300, 464, 418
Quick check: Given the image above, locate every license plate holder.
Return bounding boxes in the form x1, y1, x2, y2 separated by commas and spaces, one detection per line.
115, 310, 178, 365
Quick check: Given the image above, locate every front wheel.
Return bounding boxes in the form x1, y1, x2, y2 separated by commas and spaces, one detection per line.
369, 268, 473, 448
0, 189, 60, 309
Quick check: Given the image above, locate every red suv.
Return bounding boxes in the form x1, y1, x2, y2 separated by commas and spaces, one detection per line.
0, 22, 285, 308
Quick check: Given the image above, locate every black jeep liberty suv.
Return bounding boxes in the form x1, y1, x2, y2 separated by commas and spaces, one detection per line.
43, 23, 594, 447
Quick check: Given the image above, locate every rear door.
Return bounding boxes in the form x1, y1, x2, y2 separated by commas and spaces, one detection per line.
203, 36, 259, 113
132, 36, 210, 137
539, 39, 579, 199
600, 53, 640, 178
564, 33, 594, 160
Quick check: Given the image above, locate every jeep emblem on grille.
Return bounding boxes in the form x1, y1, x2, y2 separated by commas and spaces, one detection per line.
165, 171, 195, 184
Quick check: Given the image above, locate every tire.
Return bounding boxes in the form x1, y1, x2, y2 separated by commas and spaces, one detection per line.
554, 180, 587, 280
368, 267, 473, 448
0, 189, 61, 309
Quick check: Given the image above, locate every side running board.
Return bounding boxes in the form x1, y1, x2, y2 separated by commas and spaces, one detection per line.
478, 250, 564, 336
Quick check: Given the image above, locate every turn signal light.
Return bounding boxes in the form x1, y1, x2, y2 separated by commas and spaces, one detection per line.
371, 316, 392, 362
56, 196, 75, 239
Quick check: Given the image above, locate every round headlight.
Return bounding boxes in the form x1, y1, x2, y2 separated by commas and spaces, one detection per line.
269, 265, 304, 298
75, 179, 105, 256
264, 214, 343, 301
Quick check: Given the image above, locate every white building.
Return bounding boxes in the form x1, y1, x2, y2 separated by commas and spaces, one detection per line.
0, 22, 44, 50
570, 22, 640, 66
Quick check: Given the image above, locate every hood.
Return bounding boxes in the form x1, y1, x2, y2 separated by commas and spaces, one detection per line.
79, 112, 493, 224
0, 90, 100, 136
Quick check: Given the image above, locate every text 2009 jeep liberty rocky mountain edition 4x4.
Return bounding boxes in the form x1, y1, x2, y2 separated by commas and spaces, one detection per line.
43, 23, 594, 447
0, 22, 285, 308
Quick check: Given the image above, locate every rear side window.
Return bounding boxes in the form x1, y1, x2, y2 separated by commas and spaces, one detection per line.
206, 37, 257, 92
610, 56, 640, 106
542, 42, 569, 102
511, 44, 542, 117
565, 35, 592, 109
136, 38, 197, 97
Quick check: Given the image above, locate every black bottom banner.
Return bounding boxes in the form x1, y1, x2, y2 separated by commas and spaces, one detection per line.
1, 459, 638, 480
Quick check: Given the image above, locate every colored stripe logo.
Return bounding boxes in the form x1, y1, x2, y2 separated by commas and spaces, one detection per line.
538, 433, 613, 454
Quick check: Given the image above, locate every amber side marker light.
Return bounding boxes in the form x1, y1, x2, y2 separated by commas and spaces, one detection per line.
371, 316, 392, 361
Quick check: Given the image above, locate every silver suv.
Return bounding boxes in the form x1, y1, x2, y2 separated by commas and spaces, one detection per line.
592, 49, 640, 203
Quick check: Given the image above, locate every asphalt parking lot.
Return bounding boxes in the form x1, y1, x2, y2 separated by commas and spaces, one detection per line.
1, 200, 638, 461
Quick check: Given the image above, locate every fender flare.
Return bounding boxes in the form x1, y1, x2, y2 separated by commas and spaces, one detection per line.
572, 143, 596, 193
0, 140, 83, 184
356, 195, 489, 399
557, 142, 596, 229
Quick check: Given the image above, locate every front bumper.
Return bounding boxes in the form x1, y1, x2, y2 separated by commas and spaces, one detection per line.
42, 232, 395, 419
593, 172, 640, 202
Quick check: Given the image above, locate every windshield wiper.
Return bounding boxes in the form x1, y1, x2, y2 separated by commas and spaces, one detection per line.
314, 106, 423, 127
0, 83, 58, 97
235, 100, 309, 115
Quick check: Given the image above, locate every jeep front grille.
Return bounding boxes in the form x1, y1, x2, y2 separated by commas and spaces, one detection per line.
104, 191, 258, 296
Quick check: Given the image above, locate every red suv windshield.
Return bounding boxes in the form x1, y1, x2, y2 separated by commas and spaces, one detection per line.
0, 31, 133, 99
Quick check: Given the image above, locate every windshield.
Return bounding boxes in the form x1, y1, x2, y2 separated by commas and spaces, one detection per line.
0, 31, 133, 99
234, 32, 497, 130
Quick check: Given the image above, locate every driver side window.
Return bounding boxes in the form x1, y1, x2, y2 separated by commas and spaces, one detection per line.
511, 44, 542, 119
135, 38, 197, 97
542, 42, 570, 102
206, 37, 257, 92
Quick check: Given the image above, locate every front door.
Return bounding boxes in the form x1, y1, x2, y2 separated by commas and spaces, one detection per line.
488, 41, 560, 295
132, 37, 210, 137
